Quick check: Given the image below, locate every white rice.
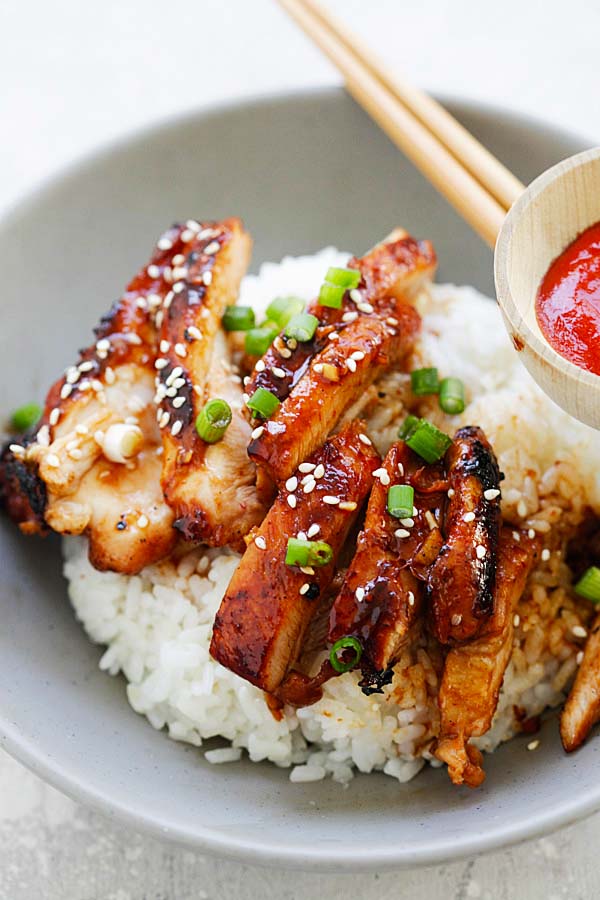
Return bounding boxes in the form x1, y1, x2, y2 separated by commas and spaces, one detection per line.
64, 248, 600, 784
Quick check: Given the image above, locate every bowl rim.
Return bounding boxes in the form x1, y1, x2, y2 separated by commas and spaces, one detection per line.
0, 85, 598, 871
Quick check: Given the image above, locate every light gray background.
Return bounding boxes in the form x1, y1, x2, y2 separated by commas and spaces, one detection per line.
1, 0, 599, 897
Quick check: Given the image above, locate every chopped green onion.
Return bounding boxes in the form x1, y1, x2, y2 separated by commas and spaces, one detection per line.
11, 403, 42, 432
265, 296, 305, 328
245, 321, 280, 356
405, 418, 452, 463
318, 282, 345, 309
195, 398, 232, 443
439, 377, 465, 414
285, 537, 333, 568
411, 367, 439, 395
574, 566, 600, 603
387, 484, 415, 518
246, 387, 280, 419
284, 312, 319, 343
325, 266, 361, 289
329, 636, 363, 674
398, 414, 420, 441
222, 305, 256, 331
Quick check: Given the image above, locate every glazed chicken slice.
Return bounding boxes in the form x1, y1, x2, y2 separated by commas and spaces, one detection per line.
435, 529, 538, 787
210, 420, 380, 693
561, 613, 600, 751
428, 426, 502, 644
155, 218, 266, 550
246, 230, 435, 483
0, 243, 176, 572
328, 440, 447, 682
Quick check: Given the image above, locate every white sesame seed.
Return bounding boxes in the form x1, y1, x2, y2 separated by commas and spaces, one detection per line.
66, 439, 78, 451
300, 566, 315, 576
255, 359, 266, 373
572, 625, 588, 639
395, 528, 410, 538
255, 536, 267, 550
313, 464, 325, 479
346, 358, 357, 373
299, 583, 310, 596
251, 425, 265, 440
171, 366, 183, 380
135, 514, 148, 529
287, 495, 297, 509
527, 740, 540, 751
303, 480, 316, 494
105, 366, 116, 385
358, 433, 372, 446
159, 412, 170, 429
408, 591, 415, 607
451, 613, 462, 626
68, 448, 83, 460
204, 241, 220, 255
484, 488, 501, 501
202, 270, 213, 286
463, 511, 476, 523
400, 517, 414, 527
349, 289, 362, 303
160, 340, 170, 353
75, 424, 89, 435
91, 380, 103, 393
513, 614, 521, 627
172, 397, 186, 409
46, 453, 60, 468
174, 343, 187, 358
541, 548, 551, 561
424, 510, 437, 530
355, 587, 365, 602
299, 462, 315, 473
96, 338, 110, 352
187, 326, 202, 341
313, 363, 324, 374
323, 496, 340, 505
577, 650, 584, 665
9, 444, 25, 458
172, 281, 186, 294
342, 312, 358, 323
373, 468, 390, 485
242, 393, 250, 404
163, 266, 173, 283
397, 463, 404, 476
307, 524, 320, 538
155, 358, 168, 370
49, 408, 60, 426
339, 501, 358, 511
186, 220, 201, 232
125, 333, 142, 345
60, 383, 72, 400
328, 332, 339, 341
517, 500, 528, 517
286, 476, 298, 492
180, 229, 194, 243
386, 317, 398, 326
165, 387, 177, 398
513, 530, 521, 541
171, 254, 185, 266
447, 488, 455, 498
171, 420, 183, 437
272, 367, 286, 378
157, 236, 173, 250
147, 264, 160, 279
78, 360, 94, 373
357, 302, 374, 314
297, 531, 307, 541
155, 310, 164, 327
351, 351, 365, 361
172, 377, 186, 390
66, 367, 79, 384
36, 425, 50, 447
475, 545, 487, 559
528, 529, 536, 539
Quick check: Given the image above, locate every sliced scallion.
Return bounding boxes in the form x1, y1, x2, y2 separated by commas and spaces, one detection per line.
405, 418, 452, 463
265, 296, 305, 328
318, 282, 345, 309
387, 484, 414, 518
411, 367, 439, 395
329, 636, 363, 674
285, 537, 333, 568
325, 266, 361, 289
284, 312, 319, 343
246, 387, 280, 419
195, 398, 232, 443
222, 305, 256, 332
574, 566, 600, 603
11, 403, 42, 432
245, 321, 280, 356
398, 414, 420, 441
439, 377, 465, 414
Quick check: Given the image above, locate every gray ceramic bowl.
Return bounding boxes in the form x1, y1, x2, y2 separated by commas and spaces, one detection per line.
0, 88, 595, 871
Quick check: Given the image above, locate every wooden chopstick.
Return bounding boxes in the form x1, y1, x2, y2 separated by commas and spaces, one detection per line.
299, 0, 525, 211
277, 0, 520, 248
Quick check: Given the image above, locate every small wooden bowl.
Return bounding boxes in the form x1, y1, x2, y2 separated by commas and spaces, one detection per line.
495, 147, 600, 429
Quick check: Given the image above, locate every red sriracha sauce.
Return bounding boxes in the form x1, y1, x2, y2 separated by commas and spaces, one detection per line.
536, 221, 600, 376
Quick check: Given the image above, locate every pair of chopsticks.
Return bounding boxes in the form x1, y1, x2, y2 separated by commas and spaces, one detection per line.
276, 0, 525, 248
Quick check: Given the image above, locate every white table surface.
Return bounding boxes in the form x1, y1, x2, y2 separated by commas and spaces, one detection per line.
2, 0, 600, 897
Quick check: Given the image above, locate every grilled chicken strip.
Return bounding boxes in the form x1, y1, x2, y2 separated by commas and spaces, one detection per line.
435, 529, 537, 787
561, 613, 600, 751
155, 218, 266, 550
210, 420, 380, 693
329, 441, 447, 678
1, 247, 176, 573
246, 230, 435, 483
428, 426, 502, 644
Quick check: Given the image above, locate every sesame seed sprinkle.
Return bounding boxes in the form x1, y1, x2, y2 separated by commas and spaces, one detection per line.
355, 587, 365, 602
278, 347, 292, 359
303, 480, 316, 494
351, 350, 365, 361
49, 408, 60, 426
528, 528, 536, 539
37, 426, 50, 446
400, 517, 414, 527
346, 358, 357, 373
68, 448, 83, 460
339, 501, 357, 511
255, 536, 267, 550
272, 367, 286, 378
447, 488, 455, 498
9, 444, 25, 458
174, 343, 187, 358
171, 420, 183, 437
373, 468, 390, 485
357, 302, 374, 314
463, 511, 476, 523
307, 524, 320, 538
187, 326, 202, 341
323, 496, 340, 505
572, 625, 588, 639
251, 425, 265, 440
46, 453, 60, 468
358, 433, 371, 446
204, 241, 220, 255
255, 359, 266, 373
287, 495, 297, 509
147, 264, 160, 279
78, 360, 94, 373
313, 363, 324, 374
484, 488, 501, 500
137, 515, 149, 529
451, 613, 463, 626
285, 476, 298, 492
300, 566, 315, 575
349, 289, 362, 303
475, 545, 487, 559
408, 591, 415, 606
342, 312, 358, 323
60, 383, 73, 400
513, 614, 521, 627
155, 358, 168, 370
171, 253, 185, 266
577, 650, 584, 665
75, 424, 89, 435
313, 464, 325, 479
527, 740, 540, 751
513, 530, 521, 541
160, 340, 170, 353
299, 583, 310, 596
105, 367, 116, 385
328, 332, 339, 341
159, 412, 170, 429
157, 237, 173, 250
299, 463, 315, 473
172, 397, 186, 409
395, 528, 410, 538
541, 548, 551, 561
202, 270, 213, 286
386, 317, 398, 326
